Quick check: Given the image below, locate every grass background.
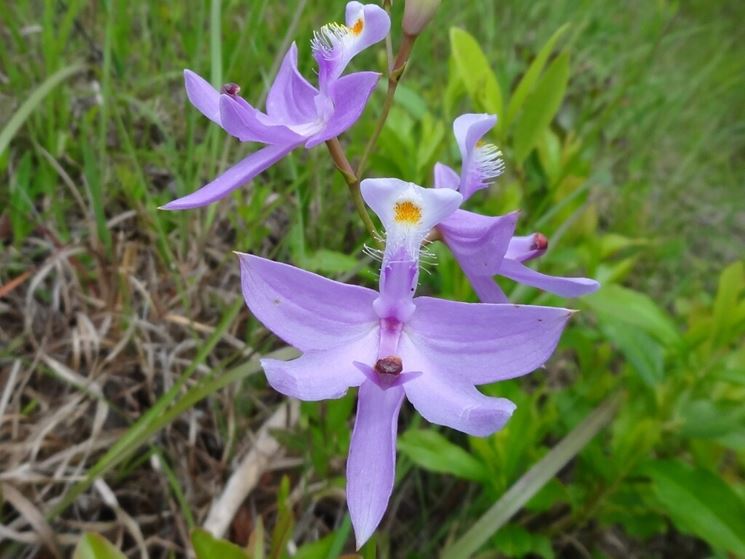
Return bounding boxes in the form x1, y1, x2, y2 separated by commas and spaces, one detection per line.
1, 0, 743, 558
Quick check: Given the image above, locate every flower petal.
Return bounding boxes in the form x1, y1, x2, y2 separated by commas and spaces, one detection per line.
453, 113, 496, 161
452, 113, 503, 199
407, 296, 573, 384
399, 335, 516, 436
499, 259, 600, 298
347, 380, 404, 549
313, 2, 390, 84
504, 233, 548, 262
184, 69, 220, 125
305, 71, 380, 148
219, 95, 303, 144
237, 253, 378, 352
438, 209, 518, 276
160, 143, 297, 210
464, 271, 508, 303
433, 162, 461, 189
266, 42, 319, 125
261, 329, 376, 401
361, 178, 462, 261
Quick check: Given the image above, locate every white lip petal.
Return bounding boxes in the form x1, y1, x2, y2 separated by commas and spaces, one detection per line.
361, 178, 462, 261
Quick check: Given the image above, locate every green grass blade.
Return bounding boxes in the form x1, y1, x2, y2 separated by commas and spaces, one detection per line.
0, 62, 86, 156
440, 392, 622, 559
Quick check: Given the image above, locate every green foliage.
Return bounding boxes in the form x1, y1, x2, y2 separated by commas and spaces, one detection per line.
73, 534, 126, 559
643, 460, 745, 557
192, 529, 251, 559
2, 1, 743, 558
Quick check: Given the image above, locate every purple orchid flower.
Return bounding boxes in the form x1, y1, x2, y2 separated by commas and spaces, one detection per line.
162, 2, 390, 210
238, 179, 574, 547
434, 113, 600, 302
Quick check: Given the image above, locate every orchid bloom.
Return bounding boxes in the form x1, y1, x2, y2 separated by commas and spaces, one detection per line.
238, 179, 574, 547
162, 2, 389, 210
434, 113, 600, 302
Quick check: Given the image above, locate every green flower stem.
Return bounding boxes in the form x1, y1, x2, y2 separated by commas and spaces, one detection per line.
356, 32, 418, 178
325, 137, 381, 243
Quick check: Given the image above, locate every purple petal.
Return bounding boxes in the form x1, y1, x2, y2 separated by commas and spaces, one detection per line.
219, 95, 303, 144
345, 2, 391, 51
505, 233, 548, 262
433, 162, 461, 189
452, 113, 503, 199
266, 42, 319, 125
160, 143, 297, 210
453, 113, 496, 161
438, 209, 518, 277
184, 69, 220, 125
464, 271, 508, 303
407, 297, 573, 384
237, 253, 379, 352
261, 329, 376, 401
399, 335, 516, 436
313, 2, 390, 85
305, 71, 380, 148
499, 259, 600, 298
347, 380, 404, 549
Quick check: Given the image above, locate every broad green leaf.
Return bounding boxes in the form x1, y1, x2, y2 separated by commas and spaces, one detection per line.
711, 260, 744, 347
679, 400, 745, 445
73, 533, 126, 559
449, 27, 503, 121
505, 23, 570, 128
644, 460, 745, 557
293, 533, 335, 559
192, 528, 249, 559
512, 52, 570, 165
398, 429, 490, 482
601, 322, 664, 386
583, 285, 681, 349
491, 524, 554, 559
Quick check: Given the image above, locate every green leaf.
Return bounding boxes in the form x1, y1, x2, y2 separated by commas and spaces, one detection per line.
644, 460, 745, 557
398, 429, 490, 483
491, 524, 554, 559
449, 27, 503, 121
441, 393, 621, 559
711, 261, 744, 347
512, 52, 570, 165
600, 322, 665, 386
583, 285, 681, 349
73, 533, 126, 559
192, 528, 250, 559
505, 23, 570, 129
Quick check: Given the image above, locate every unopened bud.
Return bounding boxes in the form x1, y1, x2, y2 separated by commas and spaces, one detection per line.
531, 233, 549, 252
402, 0, 441, 36
220, 82, 240, 96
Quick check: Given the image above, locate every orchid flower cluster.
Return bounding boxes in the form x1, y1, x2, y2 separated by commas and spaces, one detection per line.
165, 1, 598, 549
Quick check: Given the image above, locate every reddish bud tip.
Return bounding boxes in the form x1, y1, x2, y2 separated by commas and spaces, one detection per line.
531, 233, 549, 252
375, 355, 403, 376
220, 82, 241, 96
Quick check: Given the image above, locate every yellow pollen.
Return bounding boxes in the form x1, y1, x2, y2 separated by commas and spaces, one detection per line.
476, 140, 486, 147
393, 200, 422, 225
351, 18, 364, 36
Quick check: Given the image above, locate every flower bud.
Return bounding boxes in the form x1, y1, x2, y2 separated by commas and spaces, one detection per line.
402, 0, 441, 36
